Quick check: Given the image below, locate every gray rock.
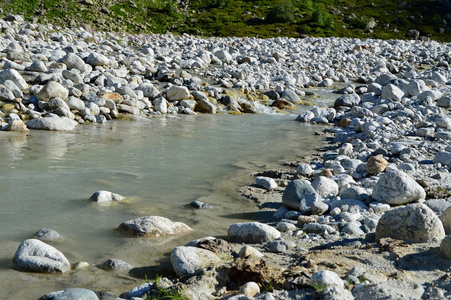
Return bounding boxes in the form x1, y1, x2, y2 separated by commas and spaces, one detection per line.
297, 163, 314, 175
37, 81, 69, 101
311, 200, 329, 215
34, 228, 62, 242
437, 95, 451, 108
352, 280, 424, 300
86, 52, 110, 67
439, 206, 451, 234
99, 258, 133, 270
440, 235, 451, 258
322, 286, 354, 300
154, 97, 168, 114
118, 216, 192, 237
26, 116, 78, 131
228, 222, 280, 243
255, 176, 277, 190
61, 53, 88, 72
433, 151, 451, 166
282, 179, 317, 210
67, 96, 86, 111
282, 89, 300, 103
0, 84, 16, 101
381, 84, 404, 101
334, 93, 360, 107
48, 97, 70, 111
302, 223, 336, 235
0, 69, 28, 90
170, 246, 219, 277
166, 86, 190, 101
89, 190, 125, 203
311, 270, 344, 288
13, 239, 70, 273
372, 170, 426, 205
425, 199, 451, 216
40, 288, 99, 300
375, 203, 445, 243
311, 176, 339, 197
29, 60, 47, 72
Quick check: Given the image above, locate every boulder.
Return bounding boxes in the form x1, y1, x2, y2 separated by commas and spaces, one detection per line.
375, 203, 445, 243
440, 235, 451, 259
433, 151, 451, 166
40, 288, 99, 300
86, 52, 110, 67
0, 69, 28, 90
13, 239, 70, 273
170, 246, 220, 277
372, 170, 425, 205
89, 190, 125, 203
118, 216, 192, 237
166, 86, 190, 101
311, 176, 339, 197
282, 179, 317, 210
255, 176, 277, 190
26, 117, 78, 131
334, 93, 360, 107
61, 53, 88, 72
34, 228, 62, 242
37, 81, 69, 101
439, 206, 451, 234
311, 270, 344, 288
228, 222, 280, 243
381, 84, 404, 101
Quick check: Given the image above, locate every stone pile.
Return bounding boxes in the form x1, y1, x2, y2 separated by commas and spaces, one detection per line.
5, 13, 451, 300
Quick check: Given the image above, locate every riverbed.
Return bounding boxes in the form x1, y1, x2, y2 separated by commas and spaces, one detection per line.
0, 110, 330, 298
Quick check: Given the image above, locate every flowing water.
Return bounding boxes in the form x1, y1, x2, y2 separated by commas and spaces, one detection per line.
0, 104, 334, 298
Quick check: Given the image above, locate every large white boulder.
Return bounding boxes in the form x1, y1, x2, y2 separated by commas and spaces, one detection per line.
13, 239, 70, 273
372, 170, 425, 205
375, 203, 445, 243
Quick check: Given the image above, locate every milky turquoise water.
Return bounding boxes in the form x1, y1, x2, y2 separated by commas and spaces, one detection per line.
0, 112, 328, 298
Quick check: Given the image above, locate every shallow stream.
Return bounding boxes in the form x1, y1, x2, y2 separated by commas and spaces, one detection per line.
0, 101, 334, 298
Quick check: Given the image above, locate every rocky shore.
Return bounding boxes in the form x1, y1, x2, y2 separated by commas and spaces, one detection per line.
1, 14, 451, 300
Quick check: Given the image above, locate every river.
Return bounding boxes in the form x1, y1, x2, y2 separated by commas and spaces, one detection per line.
0, 106, 331, 298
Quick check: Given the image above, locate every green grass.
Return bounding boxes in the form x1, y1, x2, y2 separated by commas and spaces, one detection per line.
0, 0, 449, 41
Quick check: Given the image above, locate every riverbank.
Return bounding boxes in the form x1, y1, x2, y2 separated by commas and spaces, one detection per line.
0, 15, 451, 299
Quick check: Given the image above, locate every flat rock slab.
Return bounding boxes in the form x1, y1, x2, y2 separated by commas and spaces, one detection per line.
26, 117, 78, 131
117, 216, 192, 237
13, 239, 70, 273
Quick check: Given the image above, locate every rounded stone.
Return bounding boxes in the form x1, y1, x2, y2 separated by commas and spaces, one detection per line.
375, 203, 445, 243
440, 235, 451, 259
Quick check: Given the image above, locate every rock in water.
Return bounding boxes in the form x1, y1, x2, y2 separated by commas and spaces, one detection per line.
26, 116, 78, 131
372, 170, 425, 205
13, 239, 70, 273
228, 222, 280, 243
118, 216, 192, 237
375, 203, 445, 243
89, 190, 125, 203
40, 288, 99, 300
170, 246, 220, 277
